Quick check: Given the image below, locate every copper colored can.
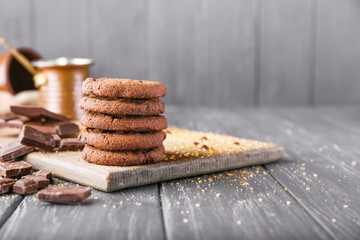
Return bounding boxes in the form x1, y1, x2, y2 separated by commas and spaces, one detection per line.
32, 58, 93, 120
0, 48, 41, 94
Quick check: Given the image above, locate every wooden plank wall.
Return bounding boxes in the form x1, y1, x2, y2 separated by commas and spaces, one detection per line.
0, 0, 360, 107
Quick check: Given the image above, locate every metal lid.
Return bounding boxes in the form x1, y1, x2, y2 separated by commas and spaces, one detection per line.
32, 57, 93, 68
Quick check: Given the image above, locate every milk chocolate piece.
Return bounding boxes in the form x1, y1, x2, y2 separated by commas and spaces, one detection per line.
33, 169, 52, 182
10, 105, 70, 122
12, 178, 37, 195
52, 134, 61, 147
0, 161, 32, 177
37, 186, 91, 204
25, 121, 79, 136
18, 126, 55, 151
0, 141, 34, 162
0, 178, 16, 194
22, 175, 50, 188
59, 138, 84, 151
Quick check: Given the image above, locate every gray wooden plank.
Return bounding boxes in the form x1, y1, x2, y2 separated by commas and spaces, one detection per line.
276, 107, 360, 170
0, 0, 32, 54
89, 0, 146, 79
315, 0, 360, 104
32, 0, 89, 59
0, 193, 23, 228
148, 0, 208, 105
207, 0, 256, 107
222, 107, 360, 239
260, 0, 314, 105
160, 106, 330, 240
0, 179, 164, 240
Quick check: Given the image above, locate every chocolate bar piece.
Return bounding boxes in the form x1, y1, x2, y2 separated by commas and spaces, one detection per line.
0, 178, 16, 194
59, 138, 84, 151
0, 116, 30, 129
18, 126, 55, 151
0, 141, 34, 162
37, 186, 91, 204
0, 161, 32, 177
52, 134, 61, 147
0, 115, 17, 124
25, 121, 79, 136
12, 178, 37, 195
33, 169, 52, 182
10, 105, 70, 122
22, 175, 50, 188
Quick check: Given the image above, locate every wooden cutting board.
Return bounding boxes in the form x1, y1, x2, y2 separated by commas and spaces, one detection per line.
1, 127, 284, 192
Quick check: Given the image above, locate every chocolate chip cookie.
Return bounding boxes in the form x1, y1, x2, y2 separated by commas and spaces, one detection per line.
79, 128, 166, 151
82, 78, 167, 99
82, 145, 166, 166
79, 97, 165, 116
81, 111, 167, 131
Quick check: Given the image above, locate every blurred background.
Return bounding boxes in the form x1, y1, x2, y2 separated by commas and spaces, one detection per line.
0, 0, 359, 109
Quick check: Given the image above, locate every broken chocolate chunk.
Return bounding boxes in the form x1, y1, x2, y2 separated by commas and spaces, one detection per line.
1, 116, 30, 129
58, 138, 84, 151
0, 178, 16, 194
52, 134, 61, 147
10, 105, 70, 122
37, 186, 91, 204
33, 169, 52, 182
0, 161, 32, 177
0, 141, 34, 162
22, 175, 50, 188
18, 126, 56, 151
12, 178, 37, 195
25, 121, 79, 136
0, 115, 17, 124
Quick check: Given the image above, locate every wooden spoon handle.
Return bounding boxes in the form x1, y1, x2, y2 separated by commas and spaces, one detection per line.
0, 37, 38, 75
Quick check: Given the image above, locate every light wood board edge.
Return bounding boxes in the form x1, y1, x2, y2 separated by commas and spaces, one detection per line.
106, 145, 284, 192
25, 151, 110, 191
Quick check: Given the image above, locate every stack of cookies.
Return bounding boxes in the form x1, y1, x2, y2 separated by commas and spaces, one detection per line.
78, 78, 167, 166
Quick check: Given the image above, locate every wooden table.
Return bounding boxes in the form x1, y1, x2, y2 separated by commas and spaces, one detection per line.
0, 106, 359, 240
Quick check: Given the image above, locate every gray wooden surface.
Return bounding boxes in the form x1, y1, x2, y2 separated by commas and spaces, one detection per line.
1, 0, 360, 106
0, 106, 360, 239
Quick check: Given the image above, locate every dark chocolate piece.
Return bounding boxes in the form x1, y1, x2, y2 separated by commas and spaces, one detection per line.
58, 138, 84, 151
18, 126, 55, 151
0, 161, 32, 177
52, 134, 61, 147
1, 116, 30, 129
25, 121, 79, 136
22, 175, 50, 188
10, 105, 70, 122
0, 141, 34, 162
33, 169, 52, 182
12, 178, 37, 195
37, 186, 91, 204
0, 178, 16, 194
0, 115, 17, 124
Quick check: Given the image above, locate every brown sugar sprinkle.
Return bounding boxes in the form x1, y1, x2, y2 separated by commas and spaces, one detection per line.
201, 145, 209, 150
234, 142, 240, 145
163, 127, 272, 160
201, 136, 208, 141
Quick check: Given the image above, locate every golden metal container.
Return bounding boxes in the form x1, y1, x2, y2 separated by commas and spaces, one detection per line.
32, 58, 93, 120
